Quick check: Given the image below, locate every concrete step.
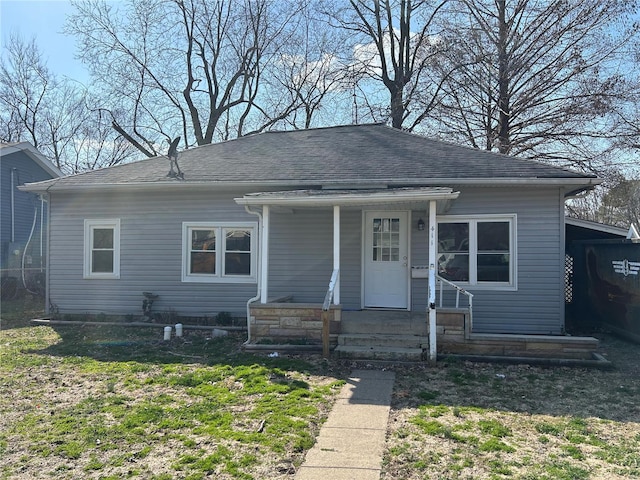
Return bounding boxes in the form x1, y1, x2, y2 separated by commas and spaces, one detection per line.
334, 345, 424, 361
338, 333, 428, 349
340, 319, 428, 335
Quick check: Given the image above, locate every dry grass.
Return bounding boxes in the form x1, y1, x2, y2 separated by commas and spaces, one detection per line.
382, 334, 640, 479
1, 297, 639, 479
0, 298, 348, 480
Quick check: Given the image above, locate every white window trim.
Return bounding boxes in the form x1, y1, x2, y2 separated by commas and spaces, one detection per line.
83, 219, 120, 279
437, 214, 517, 291
182, 222, 257, 283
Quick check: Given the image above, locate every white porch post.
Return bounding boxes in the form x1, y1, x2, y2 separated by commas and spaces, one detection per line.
260, 205, 270, 303
428, 200, 438, 362
333, 205, 340, 305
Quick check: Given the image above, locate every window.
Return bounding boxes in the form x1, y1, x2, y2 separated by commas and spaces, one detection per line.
372, 217, 400, 262
84, 219, 120, 279
182, 223, 256, 283
437, 215, 516, 289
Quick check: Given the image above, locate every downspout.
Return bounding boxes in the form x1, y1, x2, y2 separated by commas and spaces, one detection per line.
43, 192, 51, 314
21, 198, 38, 294
10, 168, 16, 242
243, 205, 263, 344
40, 195, 44, 270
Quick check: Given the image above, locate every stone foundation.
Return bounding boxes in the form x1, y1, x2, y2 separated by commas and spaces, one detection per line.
431, 308, 598, 359
249, 302, 341, 345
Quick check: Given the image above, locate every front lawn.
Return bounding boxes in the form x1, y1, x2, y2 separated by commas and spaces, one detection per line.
383, 334, 640, 479
2, 298, 639, 479
0, 303, 345, 479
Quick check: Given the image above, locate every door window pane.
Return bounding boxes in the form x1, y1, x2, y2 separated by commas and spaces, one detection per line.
372, 217, 401, 262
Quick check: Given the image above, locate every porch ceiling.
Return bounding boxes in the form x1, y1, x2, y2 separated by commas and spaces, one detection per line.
234, 186, 460, 210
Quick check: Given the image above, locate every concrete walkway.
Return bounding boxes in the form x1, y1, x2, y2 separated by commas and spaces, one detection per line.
295, 369, 396, 480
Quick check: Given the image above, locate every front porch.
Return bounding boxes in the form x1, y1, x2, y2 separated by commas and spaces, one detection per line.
247, 302, 601, 362
238, 186, 602, 364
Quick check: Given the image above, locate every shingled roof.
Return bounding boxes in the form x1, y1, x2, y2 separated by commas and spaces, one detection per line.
22, 124, 598, 192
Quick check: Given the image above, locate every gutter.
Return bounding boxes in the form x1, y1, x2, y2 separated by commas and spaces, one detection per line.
235, 188, 460, 207
564, 184, 598, 198
18, 176, 602, 194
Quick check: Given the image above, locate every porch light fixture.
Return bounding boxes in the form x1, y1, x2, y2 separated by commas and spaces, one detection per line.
417, 218, 425, 231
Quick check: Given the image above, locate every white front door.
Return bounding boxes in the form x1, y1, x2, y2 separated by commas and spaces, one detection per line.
363, 211, 409, 308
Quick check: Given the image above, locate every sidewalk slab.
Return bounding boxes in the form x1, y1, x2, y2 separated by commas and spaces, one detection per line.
322, 403, 391, 430
295, 369, 395, 480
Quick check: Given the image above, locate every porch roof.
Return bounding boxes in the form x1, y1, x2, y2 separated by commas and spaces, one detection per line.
234, 186, 460, 208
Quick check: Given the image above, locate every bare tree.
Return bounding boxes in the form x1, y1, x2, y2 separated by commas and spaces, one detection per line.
0, 35, 50, 147
434, 0, 638, 168
0, 34, 136, 173
263, 2, 354, 129
330, 0, 453, 130
67, 0, 313, 156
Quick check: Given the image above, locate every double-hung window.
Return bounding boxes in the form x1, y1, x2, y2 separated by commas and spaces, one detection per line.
437, 215, 516, 289
84, 219, 120, 279
182, 222, 256, 283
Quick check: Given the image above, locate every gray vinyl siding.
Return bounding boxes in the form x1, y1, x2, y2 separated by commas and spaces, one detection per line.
410, 209, 430, 310
268, 208, 362, 310
48, 185, 566, 334
411, 186, 565, 335
48, 188, 260, 317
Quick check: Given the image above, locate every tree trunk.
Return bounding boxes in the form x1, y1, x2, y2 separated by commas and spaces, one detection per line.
497, 0, 510, 154
390, 84, 404, 129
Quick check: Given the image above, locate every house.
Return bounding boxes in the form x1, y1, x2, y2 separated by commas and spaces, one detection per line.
21, 124, 602, 360
1, 142, 62, 298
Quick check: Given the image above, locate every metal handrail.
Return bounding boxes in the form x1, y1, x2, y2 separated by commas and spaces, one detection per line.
322, 269, 340, 311
321, 269, 339, 358
436, 274, 474, 333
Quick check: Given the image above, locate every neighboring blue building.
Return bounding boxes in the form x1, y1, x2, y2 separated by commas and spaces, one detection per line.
1, 142, 61, 297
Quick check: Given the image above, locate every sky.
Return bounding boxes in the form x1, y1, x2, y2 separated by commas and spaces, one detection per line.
0, 0, 89, 82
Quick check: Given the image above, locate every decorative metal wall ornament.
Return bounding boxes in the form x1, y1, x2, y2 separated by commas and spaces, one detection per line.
612, 259, 640, 277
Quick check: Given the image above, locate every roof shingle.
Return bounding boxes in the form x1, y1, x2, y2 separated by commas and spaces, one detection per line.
23, 124, 597, 191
